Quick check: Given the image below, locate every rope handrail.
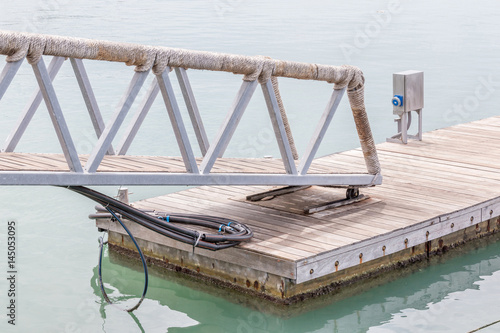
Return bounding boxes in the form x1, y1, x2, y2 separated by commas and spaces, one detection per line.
0, 30, 381, 176
0, 30, 364, 89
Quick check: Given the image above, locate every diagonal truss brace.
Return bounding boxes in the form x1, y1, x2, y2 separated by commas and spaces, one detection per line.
70, 58, 115, 155
175, 67, 210, 156
85, 70, 150, 173
298, 88, 346, 175
116, 78, 160, 155
156, 67, 199, 173
3, 56, 65, 152
116, 67, 209, 161
32, 57, 83, 172
0, 58, 24, 101
200, 80, 258, 174
261, 78, 297, 175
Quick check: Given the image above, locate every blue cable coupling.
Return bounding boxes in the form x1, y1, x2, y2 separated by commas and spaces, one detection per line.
158, 215, 170, 222
219, 222, 235, 233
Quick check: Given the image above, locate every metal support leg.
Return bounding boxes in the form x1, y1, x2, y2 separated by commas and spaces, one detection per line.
388, 109, 422, 144
401, 111, 408, 144
417, 109, 423, 141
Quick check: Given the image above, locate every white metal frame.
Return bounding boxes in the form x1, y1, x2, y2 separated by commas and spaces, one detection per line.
0, 55, 382, 187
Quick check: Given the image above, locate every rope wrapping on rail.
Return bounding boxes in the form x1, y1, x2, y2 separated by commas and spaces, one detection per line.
0, 30, 380, 175
347, 85, 381, 175
271, 76, 299, 160
0, 31, 364, 87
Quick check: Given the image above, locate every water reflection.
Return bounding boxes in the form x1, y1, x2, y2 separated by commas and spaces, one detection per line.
91, 234, 500, 332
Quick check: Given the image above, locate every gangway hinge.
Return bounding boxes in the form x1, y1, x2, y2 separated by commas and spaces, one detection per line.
303, 188, 370, 214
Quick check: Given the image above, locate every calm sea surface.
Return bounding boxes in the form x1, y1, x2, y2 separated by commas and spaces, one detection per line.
1, 0, 500, 332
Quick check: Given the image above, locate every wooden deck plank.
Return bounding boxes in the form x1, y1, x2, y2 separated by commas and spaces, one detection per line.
332, 152, 500, 193
375, 150, 500, 181
376, 142, 500, 169
374, 148, 500, 174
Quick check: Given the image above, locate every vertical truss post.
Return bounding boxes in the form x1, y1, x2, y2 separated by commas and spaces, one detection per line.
298, 87, 346, 175
0, 58, 24, 100
116, 79, 160, 155
3, 56, 65, 152
85, 70, 149, 173
175, 67, 209, 156
156, 68, 199, 173
31, 57, 83, 172
200, 80, 258, 174
70, 58, 114, 155
261, 79, 297, 174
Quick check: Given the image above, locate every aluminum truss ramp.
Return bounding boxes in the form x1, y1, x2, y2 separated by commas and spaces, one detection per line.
0, 31, 382, 187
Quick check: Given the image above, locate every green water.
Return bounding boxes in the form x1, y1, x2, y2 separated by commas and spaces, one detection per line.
1, 0, 500, 332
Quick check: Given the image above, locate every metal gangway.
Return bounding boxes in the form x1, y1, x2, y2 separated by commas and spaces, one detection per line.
0, 31, 381, 187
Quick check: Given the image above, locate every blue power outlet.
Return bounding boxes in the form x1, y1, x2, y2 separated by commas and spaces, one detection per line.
392, 95, 403, 107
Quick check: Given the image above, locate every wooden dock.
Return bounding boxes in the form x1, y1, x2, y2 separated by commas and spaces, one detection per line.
94, 116, 500, 302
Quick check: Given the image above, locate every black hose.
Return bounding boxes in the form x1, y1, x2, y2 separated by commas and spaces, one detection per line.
98, 208, 148, 312
64, 185, 253, 312
66, 185, 253, 250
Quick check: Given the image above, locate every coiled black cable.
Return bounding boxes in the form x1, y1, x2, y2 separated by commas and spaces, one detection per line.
64, 185, 253, 312
67, 186, 253, 250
